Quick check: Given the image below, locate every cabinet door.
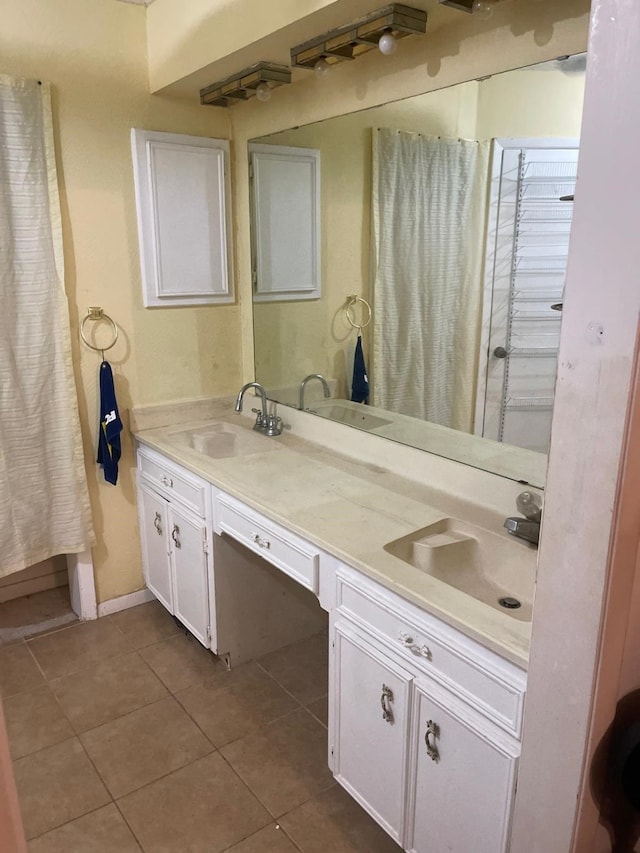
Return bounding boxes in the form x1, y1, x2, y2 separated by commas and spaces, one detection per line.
139, 484, 173, 612
131, 129, 233, 308
168, 503, 210, 647
331, 618, 412, 846
250, 143, 320, 301
407, 676, 520, 853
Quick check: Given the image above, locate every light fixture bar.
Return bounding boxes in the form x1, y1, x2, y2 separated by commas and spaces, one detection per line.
438, 0, 474, 12
291, 4, 427, 70
200, 62, 291, 107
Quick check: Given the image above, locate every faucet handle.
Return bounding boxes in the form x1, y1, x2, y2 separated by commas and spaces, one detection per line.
266, 413, 282, 436
251, 407, 264, 427
516, 491, 542, 522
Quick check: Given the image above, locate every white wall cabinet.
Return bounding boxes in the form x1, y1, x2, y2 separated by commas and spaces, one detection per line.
131, 129, 233, 308
249, 143, 321, 302
136, 448, 213, 647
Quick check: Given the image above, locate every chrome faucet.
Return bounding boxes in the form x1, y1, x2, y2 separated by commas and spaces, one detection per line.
504, 491, 542, 546
234, 382, 282, 436
299, 374, 330, 410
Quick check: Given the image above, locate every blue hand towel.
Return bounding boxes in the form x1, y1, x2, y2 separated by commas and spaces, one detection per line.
350, 335, 369, 404
97, 361, 123, 485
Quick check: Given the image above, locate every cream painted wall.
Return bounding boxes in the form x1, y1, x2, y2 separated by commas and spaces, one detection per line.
251, 64, 584, 407
476, 60, 586, 139
0, 0, 240, 603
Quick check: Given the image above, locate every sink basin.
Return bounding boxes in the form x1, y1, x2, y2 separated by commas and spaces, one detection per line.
309, 400, 392, 431
168, 423, 280, 459
384, 518, 535, 621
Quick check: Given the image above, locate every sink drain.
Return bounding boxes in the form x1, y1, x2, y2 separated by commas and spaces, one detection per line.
498, 597, 521, 610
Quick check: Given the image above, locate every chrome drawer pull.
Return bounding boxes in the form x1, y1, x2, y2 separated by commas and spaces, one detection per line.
381, 684, 394, 724
399, 632, 431, 660
161, 475, 173, 488
425, 719, 440, 762
253, 533, 271, 550
171, 524, 181, 549
153, 512, 162, 536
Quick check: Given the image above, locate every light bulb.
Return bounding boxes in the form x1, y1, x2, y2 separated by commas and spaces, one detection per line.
378, 31, 398, 56
314, 58, 331, 78
472, 0, 494, 19
255, 82, 272, 102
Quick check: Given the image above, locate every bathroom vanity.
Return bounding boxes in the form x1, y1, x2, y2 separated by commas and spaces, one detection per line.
133, 400, 533, 852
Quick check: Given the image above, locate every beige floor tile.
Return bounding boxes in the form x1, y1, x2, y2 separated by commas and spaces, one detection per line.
306, 695, 328, 728
28, 619, 131, 680
257, 632, 328, 705
27, 803, 141, 853
0, 642, 44, 698
81, 695, 213, 797
117, 751, 271, 853
279, 784, 402, 853
13, 737, 110, 840
221, 707, 334, 818
109, 600, 180, 650
225, 824, 301, 853
139, 633, 225, 693
51, 651, 167, 733
176, 661, 299, 748
4, 684, 73, 759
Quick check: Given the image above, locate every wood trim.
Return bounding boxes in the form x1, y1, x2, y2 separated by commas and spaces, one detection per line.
573, 326, 640, 851
0, 701, 26, 852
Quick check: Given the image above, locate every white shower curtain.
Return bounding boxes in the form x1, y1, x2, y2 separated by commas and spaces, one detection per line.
0, 76, 94, 577
371, 128, 490, 432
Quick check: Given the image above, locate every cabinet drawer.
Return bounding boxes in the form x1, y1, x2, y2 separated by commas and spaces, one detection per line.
216, 493, 319, 593
336, 567, 526, 737
138, 448, 206, 517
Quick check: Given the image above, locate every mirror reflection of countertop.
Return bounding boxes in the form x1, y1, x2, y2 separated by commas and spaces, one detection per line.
132, 399, 537, 669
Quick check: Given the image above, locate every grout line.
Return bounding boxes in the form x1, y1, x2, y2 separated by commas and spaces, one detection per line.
25, 801, 118, 845
112, 798, 146, 852
254, 658, 329, 712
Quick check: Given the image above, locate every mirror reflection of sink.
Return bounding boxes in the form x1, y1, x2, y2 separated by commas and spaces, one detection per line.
168, 423, 280, 459
308, 400, 392, 431
384, 518, 535, 622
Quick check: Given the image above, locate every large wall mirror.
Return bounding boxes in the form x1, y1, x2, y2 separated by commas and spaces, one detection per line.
250, 55, 587, 488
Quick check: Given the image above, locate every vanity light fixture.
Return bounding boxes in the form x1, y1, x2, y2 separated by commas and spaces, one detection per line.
200, 62, 291, 107
290, 4, 427, 73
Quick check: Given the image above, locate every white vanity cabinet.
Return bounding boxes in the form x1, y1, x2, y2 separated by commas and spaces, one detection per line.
331, 618, 413, 845
136, 447, 213, 647
329, 565, 525, 853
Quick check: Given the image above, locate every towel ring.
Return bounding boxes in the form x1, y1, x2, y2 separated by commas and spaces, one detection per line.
80, 307, 119, 357
345, 295, 372, 335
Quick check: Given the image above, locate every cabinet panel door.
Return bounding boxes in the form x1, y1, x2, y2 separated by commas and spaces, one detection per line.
407, 676, 519, 853
332, 619, 412, 846
169, 503, 210, 647
139, 484, 172, 612
131, 129, 233, 308
250, 144, 320, 301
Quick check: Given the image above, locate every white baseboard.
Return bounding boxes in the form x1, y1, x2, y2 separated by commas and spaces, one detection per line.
97, 588, 155, 617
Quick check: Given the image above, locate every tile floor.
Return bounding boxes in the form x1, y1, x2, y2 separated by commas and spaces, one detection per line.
0, 600, 400, 852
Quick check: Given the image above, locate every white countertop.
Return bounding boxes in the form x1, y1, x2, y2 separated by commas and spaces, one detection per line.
133, 401, 534, 669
